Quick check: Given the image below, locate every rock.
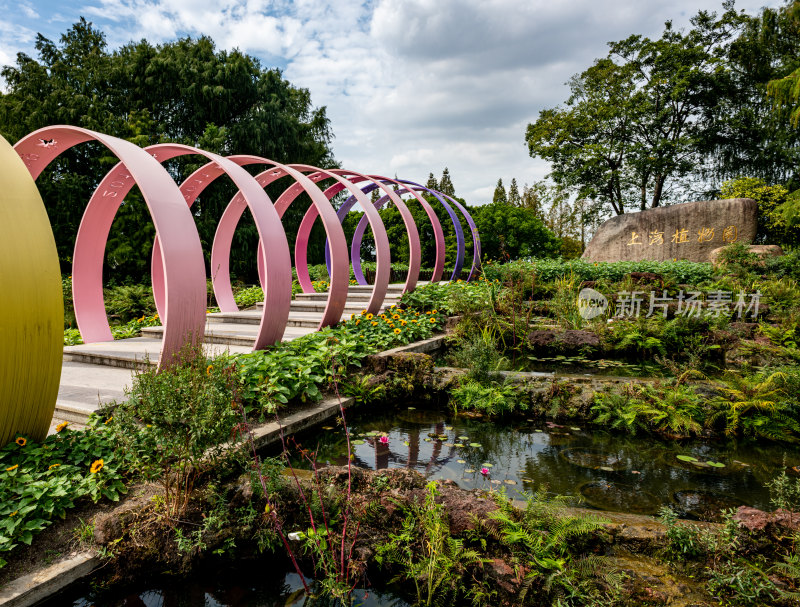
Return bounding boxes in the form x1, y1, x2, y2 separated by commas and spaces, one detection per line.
733, 506, 800, 533
582, 198, 757, 263
709, 244, 785, 265
527, 329, 600, 354
627, 272, 664, 288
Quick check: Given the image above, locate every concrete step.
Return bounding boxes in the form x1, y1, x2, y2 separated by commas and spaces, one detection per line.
294, 292, 402, 303
141, 323, 315, 347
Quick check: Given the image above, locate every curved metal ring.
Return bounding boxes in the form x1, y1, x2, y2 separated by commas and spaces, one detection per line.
15, 126, 206, 369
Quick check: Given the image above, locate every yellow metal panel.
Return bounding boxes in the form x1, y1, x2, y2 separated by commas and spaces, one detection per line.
0, 135, 62, 445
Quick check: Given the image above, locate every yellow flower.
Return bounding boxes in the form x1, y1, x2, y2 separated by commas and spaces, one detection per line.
366, 313, 374, 320
371, 321, 378, 326
9, 511, 18, 517
401, 320, 407, 326
380, 314, 387, 320
389, 323, 395, 328
350, 313, 355, 320
206, 364, 213, 376
56, 421, 69, 433
90, 459, 104, 474
390, 304, 396, 309
412, 319, 418, 324
432, 309, 438, 314
48, 463, 61, 470
359, 334, 364, 338
394, 328, 401, 334
355, 319, 361, 325
105, 416, 113, 424
430, 318, 436, 323
5, 464, 18, 472
361, 309, 367, 315
392, 314, 400, 320
15, 437, 26, 447
264, 503, 271, 515
415, 312, 420, 316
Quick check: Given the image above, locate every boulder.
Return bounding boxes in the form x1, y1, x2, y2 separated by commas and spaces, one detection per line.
582, 198, 757, 263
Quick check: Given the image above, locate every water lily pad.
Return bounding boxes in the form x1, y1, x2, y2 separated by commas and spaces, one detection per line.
676, 455, 698, 462
481, 463, 493, 468
407, 407, 416, 410
598, 466, 615, 472
351, 439, 365, 445
469, 443, 482, 448
491, 480, 501, 485
322, 426, 334, 430
534, 429, 543, 433
403, 441, 409, 447
445, 426, 453, 431
458, 436, 469, 440
504, 479, 518, 485
454, 443, 465, 448
457, 459, 466, 464
465, 469, 475, 474
706, 461, 725, 468
366, 431, 381, 437
423, 438, 432, 442
570, 427, 581, 431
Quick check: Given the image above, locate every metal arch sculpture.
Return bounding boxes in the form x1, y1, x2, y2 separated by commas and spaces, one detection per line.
73, 143, 293, 350
397, 182, 482, 280
211, 155, 351, 330
269, 165, 392, 316
319, 170, 423, 294
0, 134, 62, 445
315, 174, 447, 287
14, 126, 207, 369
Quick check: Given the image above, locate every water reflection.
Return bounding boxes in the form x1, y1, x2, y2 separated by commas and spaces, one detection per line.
284, 405, 800, 518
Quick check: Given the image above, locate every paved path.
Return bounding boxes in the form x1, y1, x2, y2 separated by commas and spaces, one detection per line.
52, 285, 409, 429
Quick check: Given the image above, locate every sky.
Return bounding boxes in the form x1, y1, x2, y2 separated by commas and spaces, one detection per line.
0, 0, 785, 204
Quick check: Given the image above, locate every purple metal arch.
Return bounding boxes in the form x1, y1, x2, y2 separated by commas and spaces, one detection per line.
438, 191, 482, 281
325, 176, 446, 287
14, 126, 206, 368
213, 156, 350, 330
144, 146, 292, 348
325, 171, 422, 294
279, 166, 391, 316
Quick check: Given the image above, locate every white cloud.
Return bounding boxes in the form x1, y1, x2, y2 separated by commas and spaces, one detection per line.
2, 0, 789, 202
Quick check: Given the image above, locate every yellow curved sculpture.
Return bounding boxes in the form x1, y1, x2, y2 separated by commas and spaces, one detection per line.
0, 135, 62, 445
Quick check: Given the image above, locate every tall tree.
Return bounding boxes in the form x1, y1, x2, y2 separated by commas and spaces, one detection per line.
438, 167, 455, 196
492, 178, 507, 204
0, 19, 335, 281
425, 172, 438, 190
527, 4, 743, 214
508, 178, 522, 206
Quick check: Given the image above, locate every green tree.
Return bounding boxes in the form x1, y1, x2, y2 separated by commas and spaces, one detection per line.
508, 178, 522, 206
492, 178, 507, 205
720, 176, 800, 246
425, 172, 438, 190
0, 19, 335, 282
765, 1, 800, 128
438, 167, 455, 197
472, 203, 560, 261
527, 4, 742, 214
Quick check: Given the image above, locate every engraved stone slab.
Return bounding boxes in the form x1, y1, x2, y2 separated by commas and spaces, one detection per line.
581, 198, 757, 263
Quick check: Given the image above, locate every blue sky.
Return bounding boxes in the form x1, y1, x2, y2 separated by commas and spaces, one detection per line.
0, 0, 784, 204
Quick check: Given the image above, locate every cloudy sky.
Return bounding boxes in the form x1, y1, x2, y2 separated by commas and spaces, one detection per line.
0, 0, 783, 204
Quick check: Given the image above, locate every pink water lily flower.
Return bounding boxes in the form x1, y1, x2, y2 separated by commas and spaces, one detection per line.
379, 436, 389, 445
480, 467, 489, 476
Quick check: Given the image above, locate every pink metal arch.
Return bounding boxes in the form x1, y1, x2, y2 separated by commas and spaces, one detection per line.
212, 156, 350, 329
316, 170, 422, 294
278, 165, 391, 316
14, 126, 206, 368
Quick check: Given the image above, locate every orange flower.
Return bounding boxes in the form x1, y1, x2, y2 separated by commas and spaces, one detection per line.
15, 437, 26, 447
9, 511, 17, 517
5, 464, 18, 472
371, 321, 378, 326
394, 328, 401, 334
206, 364, 213, 376
56, 421, 69, 433
90, 459, 104, 474
48, 463, 61, 470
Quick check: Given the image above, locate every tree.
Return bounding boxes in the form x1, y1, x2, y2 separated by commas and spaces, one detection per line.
472, 203, 560, 261
438, 167, 455, 197
720, 176, 800, 246
492, 178, 507, 205
765, 1, 800, 128
0, 19, 335, 281
425, 172, 438, 190
508, 178, 522, 206
527, 4, 743, 214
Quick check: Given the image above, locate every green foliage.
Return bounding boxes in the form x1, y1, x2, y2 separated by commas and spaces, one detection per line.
471, 202, 561, 261
448, 326, 508, 383
236, 307, 444, 413
376, 481, 486, 606
721, 177, 800, 246
104, 284, 156, 324
0, 19, 334, 282
449, 378, 525, 416
113, 345, 242, 517
487, 488, 608, 603
0, 416, 128, 567
63, 312, 162, 345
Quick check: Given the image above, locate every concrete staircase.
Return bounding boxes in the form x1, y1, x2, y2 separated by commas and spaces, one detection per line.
53, 283, 411, 429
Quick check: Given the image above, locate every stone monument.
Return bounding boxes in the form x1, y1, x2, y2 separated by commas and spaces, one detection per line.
581, 198, 757, 263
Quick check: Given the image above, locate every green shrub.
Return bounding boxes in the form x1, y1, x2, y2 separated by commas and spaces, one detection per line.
104, 284, 156, 324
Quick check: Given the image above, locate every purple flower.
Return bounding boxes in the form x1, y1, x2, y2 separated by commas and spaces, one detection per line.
480, 467, 489, 476
379, 436, 389, 445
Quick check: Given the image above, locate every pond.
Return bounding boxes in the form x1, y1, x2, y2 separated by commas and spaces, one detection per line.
43, 565, 410, 607
283, 404, 800, 519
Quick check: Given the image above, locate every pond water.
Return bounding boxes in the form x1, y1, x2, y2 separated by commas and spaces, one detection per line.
44, 567, 409, 607
284, 405, 800, 519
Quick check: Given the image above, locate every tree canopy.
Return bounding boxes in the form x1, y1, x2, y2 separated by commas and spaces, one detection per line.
0, 18, 335, 281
